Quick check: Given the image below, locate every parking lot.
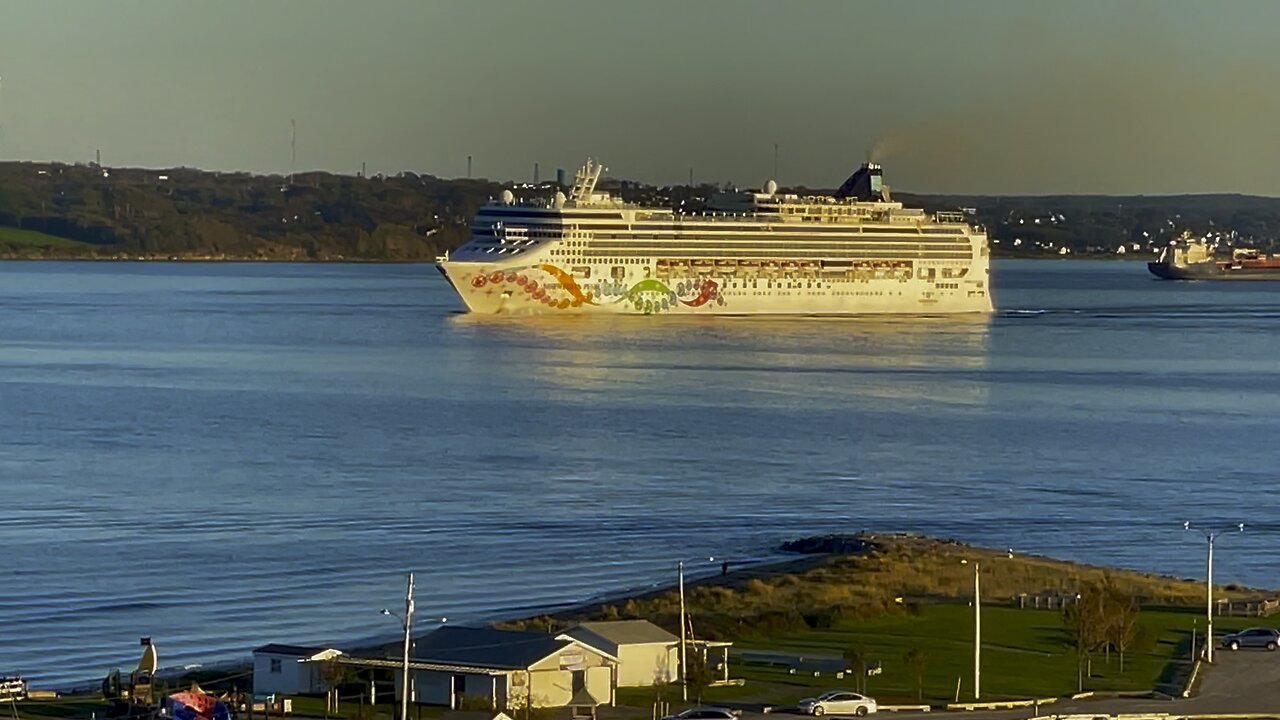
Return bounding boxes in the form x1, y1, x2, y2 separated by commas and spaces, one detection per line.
723, 648, 1280, 720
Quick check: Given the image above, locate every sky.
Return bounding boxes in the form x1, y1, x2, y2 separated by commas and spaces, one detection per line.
2, 0, 1280, 195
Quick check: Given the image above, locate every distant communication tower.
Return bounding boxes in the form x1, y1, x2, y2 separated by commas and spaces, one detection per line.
290, 118, 297, 184
0, 75, 5, 160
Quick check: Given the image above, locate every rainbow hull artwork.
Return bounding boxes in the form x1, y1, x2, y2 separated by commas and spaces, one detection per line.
440, 261, 725, 315
435, 159, 992, 316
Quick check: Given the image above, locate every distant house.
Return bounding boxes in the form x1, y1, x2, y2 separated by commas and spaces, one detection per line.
385, 626, 616, 709
252, 644, 344, 696
563, 620, 678, 687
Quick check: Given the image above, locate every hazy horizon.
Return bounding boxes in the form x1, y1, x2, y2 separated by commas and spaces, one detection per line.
2, 1, 1279, 195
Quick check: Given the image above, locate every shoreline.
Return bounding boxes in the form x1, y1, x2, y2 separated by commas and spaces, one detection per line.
37, 532, 1277, 695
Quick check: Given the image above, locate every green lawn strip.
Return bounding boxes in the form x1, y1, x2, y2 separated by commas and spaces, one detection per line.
11, 696, 106, 719
288, 696, 437, 720
721, 605, 1272, 706
0, 226, 94, 250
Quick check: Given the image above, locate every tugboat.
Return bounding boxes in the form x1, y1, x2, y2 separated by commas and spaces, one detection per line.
1149, 234, 1280, 280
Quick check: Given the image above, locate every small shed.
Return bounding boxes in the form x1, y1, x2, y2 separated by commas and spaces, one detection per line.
564, 620, 678, 688
252, 644, 343, 696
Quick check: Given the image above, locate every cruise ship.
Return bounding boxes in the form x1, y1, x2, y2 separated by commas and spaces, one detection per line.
436, 160, 992, 315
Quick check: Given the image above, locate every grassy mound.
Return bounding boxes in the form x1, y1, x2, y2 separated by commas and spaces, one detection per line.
0, 226, 97, 253
503, 534, 1269, 640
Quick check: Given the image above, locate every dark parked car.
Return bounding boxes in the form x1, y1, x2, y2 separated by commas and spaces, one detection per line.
1222, 627, 1280, 651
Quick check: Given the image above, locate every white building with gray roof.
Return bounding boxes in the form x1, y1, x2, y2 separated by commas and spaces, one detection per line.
563, 620, 679, 688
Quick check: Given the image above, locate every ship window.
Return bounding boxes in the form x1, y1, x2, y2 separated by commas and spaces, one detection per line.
612, 266, 625, 280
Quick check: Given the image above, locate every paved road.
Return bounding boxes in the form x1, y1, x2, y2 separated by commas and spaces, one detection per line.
735, 649, 1280, 720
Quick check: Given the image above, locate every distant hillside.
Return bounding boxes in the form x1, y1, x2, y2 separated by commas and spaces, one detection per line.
3, 160, 1280, 260
0, 161, 500, 260
896, 191, 1280, 257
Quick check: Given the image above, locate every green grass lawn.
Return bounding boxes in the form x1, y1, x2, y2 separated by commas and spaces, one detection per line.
11, 695, 106, 719
675, 606, 1271, 707
0, 226, 95, 250
288, 696, 444, 720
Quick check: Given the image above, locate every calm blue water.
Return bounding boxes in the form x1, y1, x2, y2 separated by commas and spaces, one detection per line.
3, 259, 1279, 688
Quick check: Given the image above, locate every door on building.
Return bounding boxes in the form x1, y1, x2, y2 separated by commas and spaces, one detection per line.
571, 670, 585, 695
451, 675, 466, 709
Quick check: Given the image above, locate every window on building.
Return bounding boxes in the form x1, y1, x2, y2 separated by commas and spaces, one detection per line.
270, 658, 282, 674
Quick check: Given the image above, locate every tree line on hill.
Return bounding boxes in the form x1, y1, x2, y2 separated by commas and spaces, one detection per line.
3, 161, 1280, 260
0, 162, 501, 260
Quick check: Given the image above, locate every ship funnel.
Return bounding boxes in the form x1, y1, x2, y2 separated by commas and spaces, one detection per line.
833, 162, 885, 201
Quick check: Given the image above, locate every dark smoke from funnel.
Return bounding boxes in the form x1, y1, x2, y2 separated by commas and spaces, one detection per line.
864, 9, 1280, 195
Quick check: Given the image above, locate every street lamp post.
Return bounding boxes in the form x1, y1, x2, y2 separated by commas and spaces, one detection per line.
1184, 522, 1245, 663
961, 560, 980, 700
678, 560, 687, 703
382, 573, 415, 720
676, 556, 715, 703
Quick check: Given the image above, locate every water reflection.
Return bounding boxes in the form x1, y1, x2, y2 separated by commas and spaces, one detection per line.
448, 313, 992, 408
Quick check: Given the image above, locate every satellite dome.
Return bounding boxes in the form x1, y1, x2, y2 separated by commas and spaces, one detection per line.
553, 191, 567, 209
500, 189, 515, 205
764, 180, 778, 195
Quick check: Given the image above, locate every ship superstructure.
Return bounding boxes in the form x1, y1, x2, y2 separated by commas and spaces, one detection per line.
436, 160, 992, 315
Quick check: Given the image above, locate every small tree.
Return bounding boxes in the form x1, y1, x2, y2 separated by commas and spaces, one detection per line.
843, 643, 869, 694
651, 656, 676, 718
685, 648, 715, 705
902, 648, 929, 702
1108, 591, 1141, 672
507, 680, 551, 720
1064, 583, 1109, 691
320, 659, 350, 719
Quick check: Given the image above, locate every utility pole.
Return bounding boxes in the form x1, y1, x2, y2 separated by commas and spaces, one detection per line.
773, 142, 779, 182
960, 559, 980, 700
1184, 522, 1244, 663
973, 561, 980, 700
467, 155, 472, 178
402, 573, 414, 720
1206, 535, 1213, 663
678, 561, 687, 702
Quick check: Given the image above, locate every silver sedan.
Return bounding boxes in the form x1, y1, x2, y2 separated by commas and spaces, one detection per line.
797, 691, 878, 716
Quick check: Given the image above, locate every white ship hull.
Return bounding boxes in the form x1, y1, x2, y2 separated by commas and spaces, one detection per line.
438, 256, 991, 315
